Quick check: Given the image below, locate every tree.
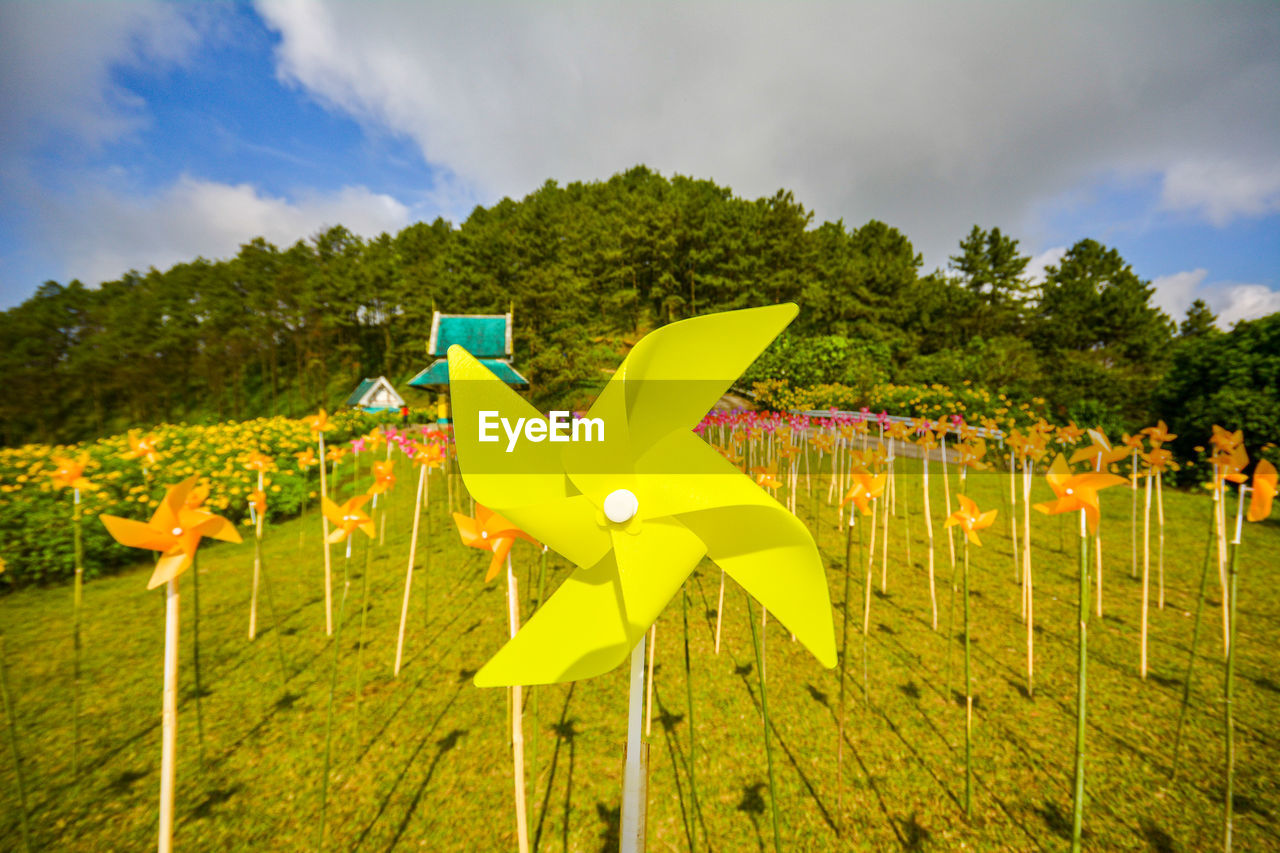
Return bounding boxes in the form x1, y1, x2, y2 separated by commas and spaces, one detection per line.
1179, 298, 1220, 339
948, 225, 1034, 338
1031, 238, 1175, 425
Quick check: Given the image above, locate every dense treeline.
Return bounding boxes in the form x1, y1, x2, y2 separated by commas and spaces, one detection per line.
0, 165, 1271, 450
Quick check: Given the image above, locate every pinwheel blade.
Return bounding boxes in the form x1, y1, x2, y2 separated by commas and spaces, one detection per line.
678, 504, 836, 668
593, 304, 798, 458
475, 518, 704, 686
147, 552, 190, 590
633, 429, 836, 667
447, 346, 578, 508
100, 515, 170, 552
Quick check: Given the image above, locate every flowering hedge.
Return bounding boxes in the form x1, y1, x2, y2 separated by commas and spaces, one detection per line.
0, 410, 430, 587
750, 379, 1051, 430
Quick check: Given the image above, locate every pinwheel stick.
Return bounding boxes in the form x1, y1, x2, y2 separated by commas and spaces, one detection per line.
1224, 484, 1245, 852
1141, 471, 1152, 678
159, 578, 179, 853
71, 488, 84, 781
318, 432, 333, 636
1023, 463, 1034, 697
249, 475, 264, 641
395, 464, 428, 676
620, 633, 648, 853
963, 537, 973, 821
837, 513, 856, 829
504, 556, 530, 853
191, 554, 206, 765
1070, 512, 1088, 853
923, 453, 937, 630
682, 587, 700, 852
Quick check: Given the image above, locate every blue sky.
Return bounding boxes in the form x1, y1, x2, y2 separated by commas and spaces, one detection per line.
2, 1, 1277, 325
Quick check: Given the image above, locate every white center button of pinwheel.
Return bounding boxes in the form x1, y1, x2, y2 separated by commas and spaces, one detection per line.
604, 489, 639, 524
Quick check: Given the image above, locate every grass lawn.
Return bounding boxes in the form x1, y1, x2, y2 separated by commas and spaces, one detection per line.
1, 453, 1278, 851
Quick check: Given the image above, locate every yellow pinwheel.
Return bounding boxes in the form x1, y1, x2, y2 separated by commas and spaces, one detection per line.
101, 477, 242, 589
322, 495, 374, 544
841, 471, 886, 517
945, 495, 998, 546
369, 459, 396, 495
448, 304, 836, 685
49, 454, 93, 491
1034, 454, 1125, 533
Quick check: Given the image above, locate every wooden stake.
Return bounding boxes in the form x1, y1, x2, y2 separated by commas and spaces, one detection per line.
318, 432, 333, 636
394, 465, 427, 676
1141, 471, 1152, 679
159, 577, 179, 853
505, 557, 530, 853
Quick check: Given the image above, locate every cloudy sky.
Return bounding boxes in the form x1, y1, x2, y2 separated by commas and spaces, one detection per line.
2, 1, 1278, 325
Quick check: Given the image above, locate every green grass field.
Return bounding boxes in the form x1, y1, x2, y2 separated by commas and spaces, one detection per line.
1, 457, 1277, 851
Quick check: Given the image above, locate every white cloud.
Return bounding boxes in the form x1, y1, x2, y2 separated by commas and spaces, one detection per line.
254, 0, 1280, 267
1152, 268, 1280, 328
1026, 247, 1067, 284
1151, 268, 1208, 320
33, 176, 411, 287
1214, 284, 1280, 327
0, 1, 201, 158
1159, 160, 1280, 226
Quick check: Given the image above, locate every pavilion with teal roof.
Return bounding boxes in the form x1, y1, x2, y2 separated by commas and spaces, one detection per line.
408, 310, 529, 391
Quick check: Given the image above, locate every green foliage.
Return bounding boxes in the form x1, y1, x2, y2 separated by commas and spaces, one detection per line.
1154, 312, 1280, 477
0, 168, 1269, 449
0, 410, 374, 588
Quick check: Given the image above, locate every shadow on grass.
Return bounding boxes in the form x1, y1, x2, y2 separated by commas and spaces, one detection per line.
737, 782, 767, 852
382, 727, 468, 852
595, 801, 620, 853
533, 683, 576, 853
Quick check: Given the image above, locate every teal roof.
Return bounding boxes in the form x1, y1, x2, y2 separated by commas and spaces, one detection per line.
409, 358, 529, 389
429, 314, 509, 357
345, 378, 377, 407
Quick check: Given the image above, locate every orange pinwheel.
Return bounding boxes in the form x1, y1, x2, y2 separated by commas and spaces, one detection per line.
1034, 454, 1126, 533
364, 428, 387, 454
1056, 422, 1084, 447
841, 471, 887, 517
295, 447, 318, 470
1210, 424, 1241, 452
1142, 447, 1175, 473
1211, 442, 1249, 485
49, 454, 93, 491
886, 421, 911, 441
322, 495, 375, 544
955, 439, 989, 471
945, 495, 998, 546
1121, 432, 1145, 452
248, 489, 267, 516
243, 451, 273, 473
411, 441, 445, 469
183, 482, 211, 511
100, 477, 242, 589
306, 409, 331, 434
369, 459, 396, 495
811, 434, 834, 454
1070, 429, 1129, 468
1248, 460, 1277, 522
325, 445, 348, 466
454, 505, 538, 582
752, 461, 782, 490
123, 430, 161, 466
1142, 421, 1176, 447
